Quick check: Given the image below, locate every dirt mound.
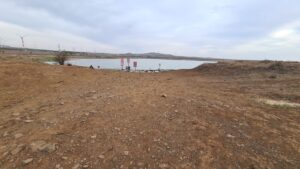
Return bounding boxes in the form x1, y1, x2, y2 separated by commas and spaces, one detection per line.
195, 61, 300, 76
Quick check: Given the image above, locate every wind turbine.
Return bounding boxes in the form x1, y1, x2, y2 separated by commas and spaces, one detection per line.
17, 34, 28, 48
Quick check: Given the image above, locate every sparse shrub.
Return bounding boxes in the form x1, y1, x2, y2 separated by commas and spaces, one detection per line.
54, 51, 69, 65
268, 62, 284, 71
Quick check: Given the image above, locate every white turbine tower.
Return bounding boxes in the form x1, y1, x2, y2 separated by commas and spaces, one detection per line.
17, 34, 28, 48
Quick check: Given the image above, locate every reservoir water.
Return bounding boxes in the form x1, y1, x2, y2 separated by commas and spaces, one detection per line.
47, 59, 215, 70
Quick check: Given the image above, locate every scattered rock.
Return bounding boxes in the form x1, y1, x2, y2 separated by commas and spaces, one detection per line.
30, 140, 56, 153
2, 151, 9, 158
56, 164, 63, 169
83, 165, 89, 168
61, 156, 68, 160
89, 110, 97, 114
159, 163, 170, 168
12, 112, 20, 116
161, 94, 167, 98
24, 120, 34, 123
124, 151, 129, 156
137, 162, 144, 167
14, 133, 23, 139
11, 144, 25, 155
226, 134, 235, 138
3, 131, 9, 137
91, 135, 97, 139
72, 164, 80, 169
22, 158, 33, 165
98, 155, 105, 159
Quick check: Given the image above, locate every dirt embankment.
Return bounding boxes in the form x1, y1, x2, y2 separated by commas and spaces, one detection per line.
0, 60, 299, 169
195, 60, 300, 76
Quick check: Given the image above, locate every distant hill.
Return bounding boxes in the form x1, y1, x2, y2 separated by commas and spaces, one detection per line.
0, 47, 224, 61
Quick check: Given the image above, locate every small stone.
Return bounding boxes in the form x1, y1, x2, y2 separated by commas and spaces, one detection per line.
137, 162, 144, 167
83, 165, 89, 168
22, 158, 33, 165
98, 155, 105, 159
14, 133, 23, 139
11, 144, 25, 155
24, 120, 34, 123
159, 163, 170, 168
3, 131, 9, 137
91, 134, 97, 139
60, 102, 65, 105
89, 110, 97, 114
61, 156, 68, 160
2, 152, 9, 158
12, 112, 20, 116
124, 151, 129, 156
72, 164, 80, 169
161, 94, 167, 98
226, 134, 235, 138
30, 140, 56, 153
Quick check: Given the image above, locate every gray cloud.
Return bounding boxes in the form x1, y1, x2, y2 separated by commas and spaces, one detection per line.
0, 0, 300, 60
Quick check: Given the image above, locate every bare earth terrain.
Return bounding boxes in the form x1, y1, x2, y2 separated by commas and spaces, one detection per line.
0, 59, 299, 169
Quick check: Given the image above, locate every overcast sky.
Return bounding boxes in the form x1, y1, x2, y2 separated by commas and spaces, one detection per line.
0, 0, 300, 61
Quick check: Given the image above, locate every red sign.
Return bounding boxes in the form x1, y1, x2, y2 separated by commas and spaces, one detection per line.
121, 57, 124, 66
133, 61, 137, 68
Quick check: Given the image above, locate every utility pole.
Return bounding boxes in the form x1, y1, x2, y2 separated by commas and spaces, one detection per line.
58, 44, 61, 51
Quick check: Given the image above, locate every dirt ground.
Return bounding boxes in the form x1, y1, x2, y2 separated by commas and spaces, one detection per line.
0, 59, 299, 169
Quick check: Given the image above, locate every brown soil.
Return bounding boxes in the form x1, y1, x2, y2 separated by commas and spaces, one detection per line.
0, 60, 299, 169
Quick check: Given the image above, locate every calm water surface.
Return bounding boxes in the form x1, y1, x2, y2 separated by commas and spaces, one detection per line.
47, 59, 215, 70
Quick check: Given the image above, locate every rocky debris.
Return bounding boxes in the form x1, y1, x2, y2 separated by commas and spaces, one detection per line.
161, 94, 167, 98
61, 156, 68, 160
11, 144, 25, 155
14, 133, 23, 139
30, 140, 56, 153
91, 134, 97, 139
22, 158, 33, 165
83, 164, 89, 168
